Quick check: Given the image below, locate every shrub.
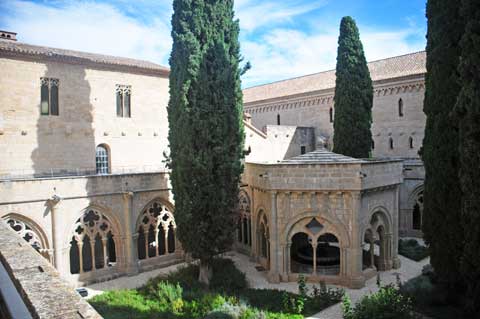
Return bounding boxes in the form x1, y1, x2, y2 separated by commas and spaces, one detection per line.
209, 258, 248, 293
282, 291, 304, 314
155, 281, 183, 308
311, 281, 344, 308
398, 239, 429, 261
342, 284, 414, 319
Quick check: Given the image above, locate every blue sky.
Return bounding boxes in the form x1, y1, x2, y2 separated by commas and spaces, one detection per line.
0, 0, 427, 87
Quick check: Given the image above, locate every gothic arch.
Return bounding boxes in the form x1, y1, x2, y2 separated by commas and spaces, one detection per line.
68, 206, 120, 274
2, 213, 50, 259
237, 190, 252, 246
136, 198, 177, 260
407, 184, 424, 208
283, 211, 350, 248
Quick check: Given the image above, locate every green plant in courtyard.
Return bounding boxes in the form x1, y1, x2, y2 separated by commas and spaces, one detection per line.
332, 16, 373, 158
168, 0, 245, 285
398, 239, 429, 261
342, 284, 414, 319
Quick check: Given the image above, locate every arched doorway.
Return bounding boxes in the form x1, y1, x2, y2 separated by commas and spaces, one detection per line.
365, 210, 392, 271
288, 217, 341, 277
136, 200, 177, 261
236, 191, 252, 248
257, 211, 270, 270
69, 208, 117, 275
412, 191, 423, 230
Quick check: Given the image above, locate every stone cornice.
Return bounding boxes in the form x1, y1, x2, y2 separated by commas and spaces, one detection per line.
244, 77, 425, 115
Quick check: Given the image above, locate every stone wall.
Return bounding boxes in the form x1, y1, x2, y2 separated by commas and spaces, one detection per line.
0, 56, 170, 178
244, 76, 426, 159
0, 172, 184, 286
0, 220, 102, 318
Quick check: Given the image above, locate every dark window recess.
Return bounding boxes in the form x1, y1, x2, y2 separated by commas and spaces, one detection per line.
398, 98, 404, 117
389, 138, 394, 150
116, 85, 131, 118
329, 107, 333, 123
301, 146, 306, 155
409, 137, 414, 149
40, 78, 59, 116
277, 114, 281, 125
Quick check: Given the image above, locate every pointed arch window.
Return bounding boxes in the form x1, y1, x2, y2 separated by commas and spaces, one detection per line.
69, 209, 117, 274
137, 201, 177, 260
237, 191, 252, 247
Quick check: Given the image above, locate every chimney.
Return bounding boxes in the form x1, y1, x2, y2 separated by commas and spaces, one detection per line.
0, 31, 17, 41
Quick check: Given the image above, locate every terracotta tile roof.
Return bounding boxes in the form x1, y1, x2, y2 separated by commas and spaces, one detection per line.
0, 39, 170, 75
243, 51, 426, 103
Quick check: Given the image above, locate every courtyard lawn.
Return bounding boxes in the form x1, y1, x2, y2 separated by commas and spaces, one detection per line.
398, 239, 429, 261
89, 258, 343, 319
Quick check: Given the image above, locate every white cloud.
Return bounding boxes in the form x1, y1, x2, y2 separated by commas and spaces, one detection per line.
234, 0, 328, 32
242, 25, 426, 87
1, 1, 426, 88
1, 0, 172, 66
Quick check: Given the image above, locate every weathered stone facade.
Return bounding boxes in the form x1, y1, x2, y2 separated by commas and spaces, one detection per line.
242, 52, 426, 238
1, 36, 425, 290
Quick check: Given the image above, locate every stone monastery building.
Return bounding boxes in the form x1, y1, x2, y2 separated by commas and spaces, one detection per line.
0, 30, 425, 288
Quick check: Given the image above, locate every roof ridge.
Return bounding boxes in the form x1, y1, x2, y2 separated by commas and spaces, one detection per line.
244, 50, 426, 91
0, 39, 170, 72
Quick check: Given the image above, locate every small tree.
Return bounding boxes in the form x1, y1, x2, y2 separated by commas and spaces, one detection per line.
333, 16, 373, 158
168, 0, 245, 285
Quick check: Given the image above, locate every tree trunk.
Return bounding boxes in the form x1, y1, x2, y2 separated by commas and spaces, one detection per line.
198, 259, 212, 285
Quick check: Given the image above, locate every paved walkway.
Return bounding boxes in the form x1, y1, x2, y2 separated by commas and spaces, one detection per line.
86, 251, 429, 319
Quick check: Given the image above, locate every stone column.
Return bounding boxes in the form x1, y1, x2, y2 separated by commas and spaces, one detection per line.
392, 187, 402, 269
348, 191, 365, 288
47, 196, 65, 276
122, 192, 139, 274
268, 191, 280, 283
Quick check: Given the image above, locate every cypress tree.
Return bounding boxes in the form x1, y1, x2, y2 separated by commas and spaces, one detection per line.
455, 0, 480, 311
167, 0, 244, 284
333, 16, 373, 158
421, 0, 464, 292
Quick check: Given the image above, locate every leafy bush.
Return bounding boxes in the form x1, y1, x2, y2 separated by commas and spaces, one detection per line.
90, 258, 338, 319
311, 281, 345, 309
342, 284, 414, 319
398, 239, 429, 261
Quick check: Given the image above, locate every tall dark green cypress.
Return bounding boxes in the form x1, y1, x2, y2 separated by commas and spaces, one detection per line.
333, 16, 373, 158
455, 0, 480, 312
422, 0, 464, 291
167, 0, 244, 284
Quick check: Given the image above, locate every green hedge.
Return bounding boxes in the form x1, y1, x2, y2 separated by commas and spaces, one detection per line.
398, 239, 429, 261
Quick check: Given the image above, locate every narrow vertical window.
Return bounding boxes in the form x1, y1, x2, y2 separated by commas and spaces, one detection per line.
301, 146, 306, 155
116, 89, 123, 117
389, 138, 394, 150
409, 137, 414, 149
50, 79, 59, 115
277, 114, 280, 125
398, 98, 404, 117
40, 79, 49, 115
329, 107, 333, 123
96, 144, 110, 174
372, 139, 375, 150
115, 85, 131, 118
40, 78, 59, 116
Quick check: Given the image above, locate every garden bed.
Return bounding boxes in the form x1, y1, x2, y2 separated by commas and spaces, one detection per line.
89, 258, 343, 319
398, 239, 429, 261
